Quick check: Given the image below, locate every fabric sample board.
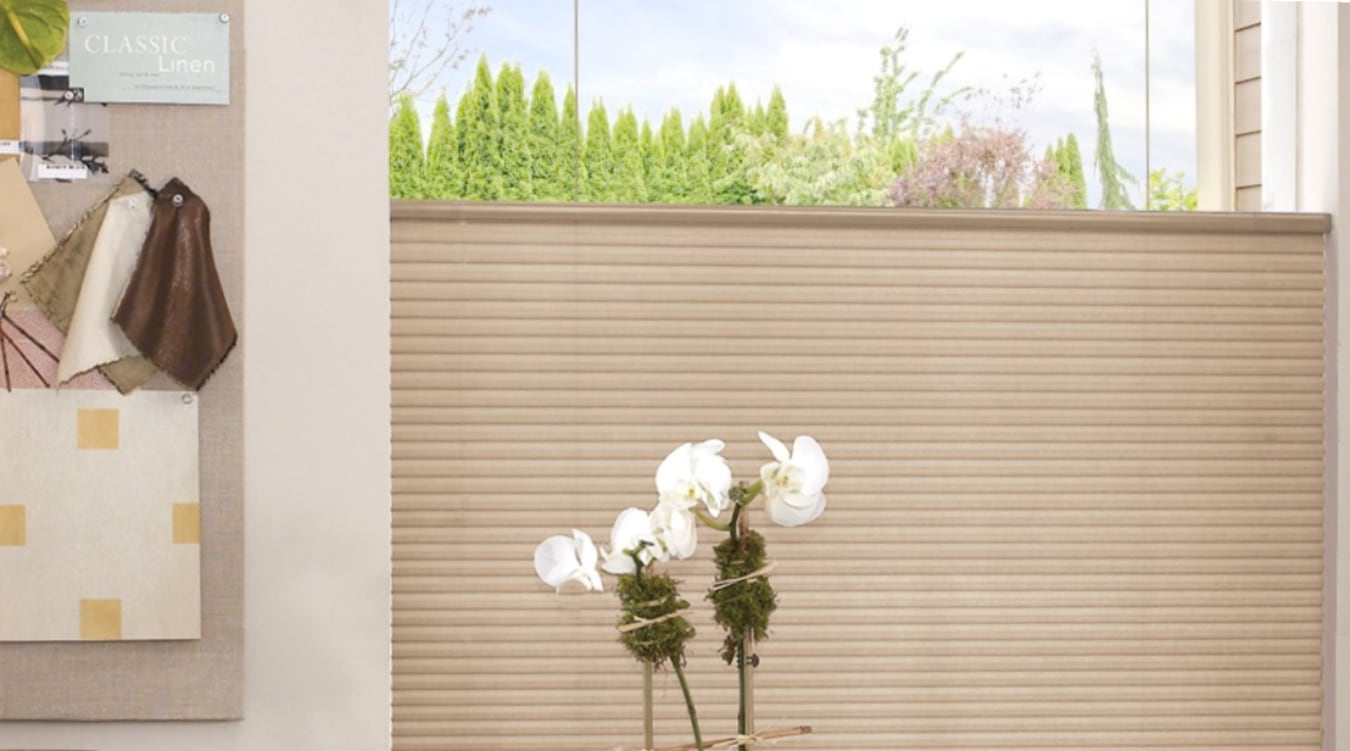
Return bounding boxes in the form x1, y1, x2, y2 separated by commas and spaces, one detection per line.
0, 389, 200, 641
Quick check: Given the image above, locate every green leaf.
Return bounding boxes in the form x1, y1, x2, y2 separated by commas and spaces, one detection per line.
0, 0, 68, 76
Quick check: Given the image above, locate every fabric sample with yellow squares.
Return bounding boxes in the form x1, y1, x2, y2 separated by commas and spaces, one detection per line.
0, 390, 199, 641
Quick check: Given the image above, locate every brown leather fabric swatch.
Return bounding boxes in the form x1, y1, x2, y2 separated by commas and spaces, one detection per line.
22, 174, 157, 393
113, 179, 236, 390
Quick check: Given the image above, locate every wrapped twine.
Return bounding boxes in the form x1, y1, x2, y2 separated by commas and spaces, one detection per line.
617, 608, 690, 634
643, 725, 814, 751
707, 561, 776, 593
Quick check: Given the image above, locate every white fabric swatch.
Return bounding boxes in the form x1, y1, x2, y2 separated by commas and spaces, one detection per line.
55, 193, 152, 385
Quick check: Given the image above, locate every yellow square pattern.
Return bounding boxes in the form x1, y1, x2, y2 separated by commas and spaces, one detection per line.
0, 505, 24, 545
80, 599, 122, 640
77, 408, 120, 450
173, 503, 201, 544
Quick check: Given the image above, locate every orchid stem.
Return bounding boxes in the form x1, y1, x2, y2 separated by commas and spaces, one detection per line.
693, 508, 730, 531
672, 658, 703, 751
743, 480, 764, 502
726, 480, 763, 751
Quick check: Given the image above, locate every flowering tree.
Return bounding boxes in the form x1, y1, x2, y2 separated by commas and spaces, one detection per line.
889, 124, 1076, 209
534, 433, 830, 751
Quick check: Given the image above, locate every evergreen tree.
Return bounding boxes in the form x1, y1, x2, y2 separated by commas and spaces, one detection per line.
685, 115, 713, 204
711, 82, 753, 204
389, 94, 426, 199
584, 101, 615, 202
706, 86, 728, 185
652, 109, 687, 203
747, 102, 767, 135
558, 87, 582, 200
1091, 51, 1135, 209
722, 83, 746, 123
612, 108, 647, 202
640, 119, 657, 201
453, 92, 472, 197
424, 93, 457, 199
766, 86, 789, 140
1062, 133, 1088, 209
528, 71, 563, 201
495, 64, 532, 200
461, 56, 503, 200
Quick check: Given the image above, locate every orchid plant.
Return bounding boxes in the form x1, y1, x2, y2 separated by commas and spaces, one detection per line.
533, 433, 830, 751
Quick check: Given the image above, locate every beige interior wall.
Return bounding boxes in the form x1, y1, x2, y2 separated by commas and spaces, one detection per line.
392, 202, 1328, 751
0, 0, 391, 747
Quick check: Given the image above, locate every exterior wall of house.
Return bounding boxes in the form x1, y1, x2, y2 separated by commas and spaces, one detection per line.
1234, 0, 1262, 210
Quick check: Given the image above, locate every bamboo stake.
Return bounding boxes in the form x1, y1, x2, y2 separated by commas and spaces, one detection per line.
642, 663, 654, 751
742, 628, 755, 741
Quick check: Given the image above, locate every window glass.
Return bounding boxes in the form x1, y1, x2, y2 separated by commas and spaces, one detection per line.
390, 0, 1196, 210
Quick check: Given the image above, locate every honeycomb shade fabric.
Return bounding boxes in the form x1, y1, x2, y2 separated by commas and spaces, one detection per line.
389, 203, 1328, 751
113, 178, 236, 390
22, 173, 157, 393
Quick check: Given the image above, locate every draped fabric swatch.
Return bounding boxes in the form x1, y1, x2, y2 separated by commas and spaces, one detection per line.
0, 160, 55, 304
114, 179, 236, 390
23, 174, 158, 392
0, 309, 111, 390
56, 192, 153, 385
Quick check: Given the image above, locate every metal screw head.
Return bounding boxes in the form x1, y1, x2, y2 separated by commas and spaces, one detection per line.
182, 393, 195, 405
219, 13, 230, 23
172, 194, 185, 208
77, 16, 88, 27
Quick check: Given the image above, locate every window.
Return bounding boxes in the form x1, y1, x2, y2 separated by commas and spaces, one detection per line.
389, 1, 1198, 210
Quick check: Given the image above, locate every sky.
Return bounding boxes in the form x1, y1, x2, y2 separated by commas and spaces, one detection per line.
401, 0, 1196, 208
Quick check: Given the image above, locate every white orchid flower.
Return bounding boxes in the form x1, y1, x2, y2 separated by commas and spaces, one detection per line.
758, 432, 830, 527
533, 529, 604, 593
650, 502, 698, 560
655, 439, 733, 516
601, 507, 660, 575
